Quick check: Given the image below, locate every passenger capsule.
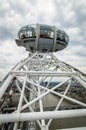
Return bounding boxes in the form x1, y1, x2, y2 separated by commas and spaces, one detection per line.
15, 24, 69, 52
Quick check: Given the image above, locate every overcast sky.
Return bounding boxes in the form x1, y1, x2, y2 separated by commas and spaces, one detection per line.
0, 0, 86, 80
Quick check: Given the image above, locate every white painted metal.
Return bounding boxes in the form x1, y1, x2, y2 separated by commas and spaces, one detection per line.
38, 87, 46, 127
15, 80, 42, 129
74, 76, 86, 89
53, 26, 57, 51
19, 78, 71, 112
25, 79, 86, 107
13, 75, 27, 130
0, 52, 86, 130
0, 75, 13, 99
47, 81, 71, 127
59, 127, 86, 130
11, 71, 78, 77
0, 109, 86, 122
36, 24, 40, 51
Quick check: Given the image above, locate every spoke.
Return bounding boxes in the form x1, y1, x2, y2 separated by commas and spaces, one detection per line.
15, 80, 42, 129
13, 75, 27, 130
20, 78, 71, 111
26, 78, 86, 108
47, 81, 71, 127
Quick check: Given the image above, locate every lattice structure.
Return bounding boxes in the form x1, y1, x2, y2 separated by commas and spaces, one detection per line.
0, 52, 86, 130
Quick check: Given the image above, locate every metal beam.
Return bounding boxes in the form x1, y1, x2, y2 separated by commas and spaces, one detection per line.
11, 71, 78, 77
0, 75, 13, 99
0, 109, 86, 123
59, 127, 86, 130
26, 79, 86, 108
20, 78, 71, 111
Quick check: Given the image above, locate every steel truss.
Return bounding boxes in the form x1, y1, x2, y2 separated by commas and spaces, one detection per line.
0, 52, 86, 130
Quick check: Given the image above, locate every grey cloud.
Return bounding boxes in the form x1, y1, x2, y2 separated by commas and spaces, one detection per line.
72, 1, 86, 39
54, 0, 86, 39
0, 26, 15, 41
7, 0, 37, 17
0, 0, 39, 41
53, 0, 75, 27
73, 1, 86, 24
74, 51, 86, 57
0, 63, 10, 69
7, 1, 27, 16
26, 0, 39, 6
0, 8, 9, 18
0, 0, 86, 79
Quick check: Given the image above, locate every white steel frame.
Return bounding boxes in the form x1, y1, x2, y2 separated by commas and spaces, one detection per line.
0, 52, 86, 130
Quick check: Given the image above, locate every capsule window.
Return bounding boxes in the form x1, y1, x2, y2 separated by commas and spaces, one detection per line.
40, 30, 54, 38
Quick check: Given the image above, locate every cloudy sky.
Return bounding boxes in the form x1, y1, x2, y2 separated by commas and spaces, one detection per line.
0, 0, 86, 80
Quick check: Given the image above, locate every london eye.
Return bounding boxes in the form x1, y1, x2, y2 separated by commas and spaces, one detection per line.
15, 24, 69, 52
0, 24, 86, 130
